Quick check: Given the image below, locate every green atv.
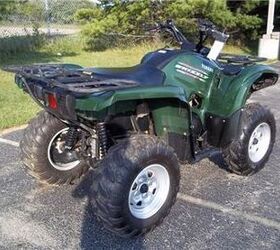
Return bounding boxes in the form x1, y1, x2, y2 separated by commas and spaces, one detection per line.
4, 19, 278, 237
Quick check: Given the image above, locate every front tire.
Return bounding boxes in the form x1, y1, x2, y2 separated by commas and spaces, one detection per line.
223, 103, 276, 176
21, 111, 89, 185
90, 135, 180, 237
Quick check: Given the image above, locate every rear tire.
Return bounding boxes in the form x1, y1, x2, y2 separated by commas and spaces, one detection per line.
21, 111, 89, 185
223, 103, 276, 176
90, 135, 180, 237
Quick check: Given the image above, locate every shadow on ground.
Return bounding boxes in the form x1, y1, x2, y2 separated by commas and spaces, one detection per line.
208, 152, 228, 171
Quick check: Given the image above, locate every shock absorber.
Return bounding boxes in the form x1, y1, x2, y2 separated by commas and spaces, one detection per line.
96, 122, 108, 159
65, 127, 78, 150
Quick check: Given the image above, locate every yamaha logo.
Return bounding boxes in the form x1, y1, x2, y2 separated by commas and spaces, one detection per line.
202, 63, 214, 72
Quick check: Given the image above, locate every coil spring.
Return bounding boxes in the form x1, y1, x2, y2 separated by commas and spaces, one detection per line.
97, 122, 108, 159
65, 127, 78, 149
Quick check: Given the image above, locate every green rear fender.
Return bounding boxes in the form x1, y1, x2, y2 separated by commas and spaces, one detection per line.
75, 85, 188, 111
76, 85, 190, 136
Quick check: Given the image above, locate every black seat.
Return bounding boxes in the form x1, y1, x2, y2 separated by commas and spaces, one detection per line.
221, 64, 242, 76
83, 64, 165, 86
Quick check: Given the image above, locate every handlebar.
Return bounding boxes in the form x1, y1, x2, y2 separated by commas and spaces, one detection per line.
148, 19, 229, 45
198, 19, 229, 42
147, 20, 195, 50
147, 19, 229, 59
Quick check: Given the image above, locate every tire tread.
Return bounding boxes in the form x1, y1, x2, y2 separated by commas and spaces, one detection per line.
90, 134, 180, 237
21, 111, 89, 185
223, 103, 276, 176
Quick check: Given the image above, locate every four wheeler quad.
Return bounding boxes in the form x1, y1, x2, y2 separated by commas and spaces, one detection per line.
4, 19, 278, 237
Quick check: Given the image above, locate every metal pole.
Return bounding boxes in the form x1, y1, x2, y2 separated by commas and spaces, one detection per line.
266, 0, 276, 35
44, 0, 50, 36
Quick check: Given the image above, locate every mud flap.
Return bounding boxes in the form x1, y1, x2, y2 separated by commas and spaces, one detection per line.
205, 109, 242, 148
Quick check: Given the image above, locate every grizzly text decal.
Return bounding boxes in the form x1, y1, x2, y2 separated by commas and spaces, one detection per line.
175, 62, 209, 82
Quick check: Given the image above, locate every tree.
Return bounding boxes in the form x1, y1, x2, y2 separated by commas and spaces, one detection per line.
75, 0, 264, 51
74, 7, 103, 23
0, 0, 23, 20
48, 0, 94, 24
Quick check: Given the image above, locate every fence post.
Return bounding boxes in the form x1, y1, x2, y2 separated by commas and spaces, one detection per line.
266, 0, 276, 35
44, 0, 50, 36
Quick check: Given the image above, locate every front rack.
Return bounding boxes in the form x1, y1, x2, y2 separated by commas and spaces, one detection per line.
218, 53, 267, 65
3, 64, 139, 94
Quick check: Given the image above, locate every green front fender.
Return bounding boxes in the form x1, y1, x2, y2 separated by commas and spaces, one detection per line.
207, 65, 278, 117
231, 65, 278, 112
75, 85, 188, 111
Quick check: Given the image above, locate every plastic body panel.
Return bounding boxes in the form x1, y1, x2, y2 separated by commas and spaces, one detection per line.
75, 85, 188, 111
75, 86, 190, 136
162, 52, 278, 122
74, 50, 277, 141
7, 51, 278, 144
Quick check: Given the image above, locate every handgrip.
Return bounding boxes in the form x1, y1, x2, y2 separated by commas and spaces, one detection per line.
198, 19, 229, 42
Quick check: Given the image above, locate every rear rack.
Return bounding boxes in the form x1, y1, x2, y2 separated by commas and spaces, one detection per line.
3, 64, 139, 94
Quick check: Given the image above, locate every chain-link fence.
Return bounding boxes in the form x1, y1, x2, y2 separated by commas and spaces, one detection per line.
0, 0, 94, 38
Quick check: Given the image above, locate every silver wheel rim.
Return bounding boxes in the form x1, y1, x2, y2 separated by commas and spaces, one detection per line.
248, 122, 271, 163
47, 128, 80, 171
128, 164, 170, 219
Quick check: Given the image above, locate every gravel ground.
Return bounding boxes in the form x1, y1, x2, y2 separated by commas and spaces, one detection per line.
0, 26, 79, 38
0, 64, 279, 249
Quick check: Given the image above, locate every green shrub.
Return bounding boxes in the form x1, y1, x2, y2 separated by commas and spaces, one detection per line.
74, 7, 103, 24
82, 15, 120, 51
0, 34, 45, 63
41, 35, 84, 56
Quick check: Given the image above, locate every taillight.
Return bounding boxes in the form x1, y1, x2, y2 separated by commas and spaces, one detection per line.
47, 93, 58, 109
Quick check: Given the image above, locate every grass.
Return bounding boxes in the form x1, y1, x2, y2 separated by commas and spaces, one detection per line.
0, 35, 43, 60
0, 37, 164, 129
0, 35, 259, 130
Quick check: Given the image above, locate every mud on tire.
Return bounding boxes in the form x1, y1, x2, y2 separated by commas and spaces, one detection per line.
90, 135, 180, 237
21, 111, 89, 185
223, 103, 276, 176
